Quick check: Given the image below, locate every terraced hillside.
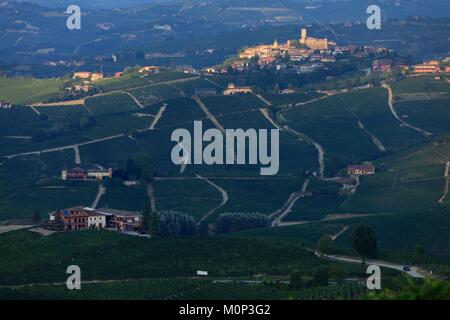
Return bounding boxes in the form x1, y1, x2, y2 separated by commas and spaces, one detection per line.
0, 72, 449, 300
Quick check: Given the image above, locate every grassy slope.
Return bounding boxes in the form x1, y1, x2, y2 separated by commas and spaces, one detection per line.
0, 77, 64, 105
0, 230, 339, 285
341, 141, 450, 214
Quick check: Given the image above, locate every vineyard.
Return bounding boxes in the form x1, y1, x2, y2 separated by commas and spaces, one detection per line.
0, 279, 367, 300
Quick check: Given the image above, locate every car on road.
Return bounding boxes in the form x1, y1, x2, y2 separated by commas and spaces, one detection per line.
403, 266, 411, 272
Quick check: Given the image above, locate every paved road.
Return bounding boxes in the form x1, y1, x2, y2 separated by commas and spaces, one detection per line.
270, 179, 309, 226
315, 251, 425, 279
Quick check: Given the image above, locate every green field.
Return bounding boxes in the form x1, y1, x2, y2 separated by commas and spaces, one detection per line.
145, 71, 194, 83
170, 77, 219, 96
0, 106, 40, 137
80, 112, 150, 139
263, 92, 323, 106
0, 230, 345, 285
85, 92, 140, 115
154, 178, 223, 220
79, 136, 144, 166
333, 210, 450, 261
202, 95, 266, 115
0, 77, 64, 105
0, 277, 367, 300
128, 83, 182, 106
154, 97, 207, 128
340, 142, 450, 214
282, 92, 382, 175
0, 151, 99, 219
391, 76, 450, 135
98, 180, 149, 211
391, 76, 449, 95
209, 177, 305, 218
94, 73, 150, 93
285, 180, 347, 221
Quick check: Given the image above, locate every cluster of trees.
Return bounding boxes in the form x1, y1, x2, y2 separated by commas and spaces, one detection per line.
141, 204, 159, 236
316, 225, 378, 258
317, 235, 337, 255
216, 212, 270, 234
225, 60, 358, 92
159, 211, 197, 237
350, 225, 378, 258
126, 155, 153, 182
141, 206, 197, 237
62, 86, 99, 101
32, 116, 97, 143
113, 155, 154, 182
141, 210, 271, 237
289, 266, 347, 289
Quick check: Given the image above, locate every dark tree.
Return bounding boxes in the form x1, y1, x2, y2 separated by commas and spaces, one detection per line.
350, 225, 378, 258
313, 267, 329, 286
216, 212, 270, 234
141, 204, 151, 233
126, 155, 153, 182
198, 220, 210, 237
416, 245, 425, 255
32, 209, 41, 225
158, 211, 196, 237
317, 235, 336, 255
151, 209, 160, 236
141, 204, 159, 236
32, 129, 49, 143
330, 266, 346, 285
289, 270, 304, 289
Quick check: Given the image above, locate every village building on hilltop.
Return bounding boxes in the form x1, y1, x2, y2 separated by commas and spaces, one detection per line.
413, 60, 441, 74
300, 28, 332, 50
0, 101, 12, 109
138, 66, 161, 73
61, 168, 112, 181
223, 83, 253, 95
372, 59, 393, 73
347, 164, 376, 176
73, 71, 104, 82
48, 207, 142, 232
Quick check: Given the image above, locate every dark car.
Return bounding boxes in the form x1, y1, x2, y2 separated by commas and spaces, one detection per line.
403, 266, 411, 272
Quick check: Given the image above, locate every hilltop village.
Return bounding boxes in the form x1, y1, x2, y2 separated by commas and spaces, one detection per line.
206, 28, 450, 80
50, 27, 450, 99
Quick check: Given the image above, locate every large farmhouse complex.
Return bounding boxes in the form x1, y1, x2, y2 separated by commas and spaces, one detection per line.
48, 207, 143, 232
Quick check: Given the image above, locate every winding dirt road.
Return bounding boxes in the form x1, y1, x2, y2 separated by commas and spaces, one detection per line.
91, 184, 106, 209
270, 179, 309, 226
438, 161, 450, 204
193, 96, 225, 133
383, 84, 432, 137
195, 174, 229, 222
